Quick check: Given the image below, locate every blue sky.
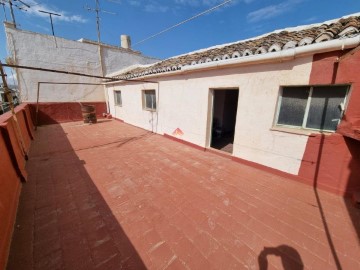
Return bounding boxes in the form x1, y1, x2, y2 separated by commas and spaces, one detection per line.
0, 0, 360, 83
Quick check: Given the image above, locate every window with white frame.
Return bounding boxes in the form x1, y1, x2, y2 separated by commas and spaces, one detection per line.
114, 90, 122, 106
142, 90, 156, 111
275, 85, 349, 132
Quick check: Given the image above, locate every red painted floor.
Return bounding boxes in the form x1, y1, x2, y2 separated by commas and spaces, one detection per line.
6, 120, 360, 270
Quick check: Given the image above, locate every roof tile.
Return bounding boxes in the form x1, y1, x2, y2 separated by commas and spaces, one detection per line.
114, 15, 360, 79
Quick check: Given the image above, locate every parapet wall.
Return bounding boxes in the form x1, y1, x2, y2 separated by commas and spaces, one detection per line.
28, 102, 107, 125
0, 103, 34, 270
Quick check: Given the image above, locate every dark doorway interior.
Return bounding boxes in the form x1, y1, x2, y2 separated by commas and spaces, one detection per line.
211, 89, 239, 153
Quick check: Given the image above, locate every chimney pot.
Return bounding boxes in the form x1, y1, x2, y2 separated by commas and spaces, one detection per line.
121, 35, 131, 49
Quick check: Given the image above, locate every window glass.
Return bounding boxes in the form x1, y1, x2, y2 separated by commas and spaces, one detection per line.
114, 91, 122, 106
277, 87, 309, 127
144, 90, 156, 110
306, 86, 347, 131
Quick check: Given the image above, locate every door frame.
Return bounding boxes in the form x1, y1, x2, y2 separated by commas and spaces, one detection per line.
205, 87, 239, 149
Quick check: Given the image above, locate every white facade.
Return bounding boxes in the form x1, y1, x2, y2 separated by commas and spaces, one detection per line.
4, 23, 157, 102
106, 56, 313, 175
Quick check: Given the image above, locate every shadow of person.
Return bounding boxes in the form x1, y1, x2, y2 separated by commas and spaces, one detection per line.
258, 245, 304, 270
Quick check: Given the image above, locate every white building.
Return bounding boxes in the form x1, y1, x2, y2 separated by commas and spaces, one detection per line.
105, 14, 360, 196
4, 22, 158, 103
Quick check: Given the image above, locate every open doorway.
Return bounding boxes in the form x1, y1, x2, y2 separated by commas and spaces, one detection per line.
210, 89, 239, 153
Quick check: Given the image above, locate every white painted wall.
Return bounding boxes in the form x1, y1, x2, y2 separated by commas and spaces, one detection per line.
109, 83, 159, 133
4, 23, 157, 102
106, 56, 313, 175
102, 46, 156, 76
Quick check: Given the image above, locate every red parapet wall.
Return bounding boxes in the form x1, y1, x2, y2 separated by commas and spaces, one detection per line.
298, 49, 360, 196
0, 103, 35, 270
299, 134, 360, 196
28, 102, 107, 125
0, 134, 21, 270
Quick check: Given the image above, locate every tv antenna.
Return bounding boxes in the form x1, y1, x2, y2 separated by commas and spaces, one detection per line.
1, 0, 30, 27
85, 0, 116, 44
38, 10, 61, 36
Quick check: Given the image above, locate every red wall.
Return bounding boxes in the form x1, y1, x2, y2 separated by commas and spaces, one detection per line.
0, 133, 21, 270
298, 50, 360, 196
28, 102, 107, 125
0, 104, 34, 270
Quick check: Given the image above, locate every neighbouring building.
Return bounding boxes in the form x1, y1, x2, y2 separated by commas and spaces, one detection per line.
0, 85, 19, 114
105, 13, 360, 196
4, 22, 158, 121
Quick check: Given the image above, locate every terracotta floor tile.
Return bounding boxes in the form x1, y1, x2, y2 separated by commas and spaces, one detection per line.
163, 258, 188, 270
148, 242, 176, 269
6, 120, 360, 270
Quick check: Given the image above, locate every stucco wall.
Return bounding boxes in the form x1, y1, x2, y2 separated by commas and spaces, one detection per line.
4, 24, 157, 103
102, 46, 157, 75
106, 56, 313, 175
109, 83, 159, 133
298, 50, 360, 195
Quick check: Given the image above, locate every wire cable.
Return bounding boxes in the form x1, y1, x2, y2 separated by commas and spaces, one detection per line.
133, 0, 233, 47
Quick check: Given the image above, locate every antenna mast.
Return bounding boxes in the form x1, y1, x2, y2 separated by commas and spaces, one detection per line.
95, 0, 101, 43
85, 0, 115, 44
9, 0, 16, 26
85, 0, 115, 78
38, 10, 61, 36
1, 0, 30, 27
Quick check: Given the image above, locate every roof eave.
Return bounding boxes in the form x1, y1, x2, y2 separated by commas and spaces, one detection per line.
105, 35, 360, 85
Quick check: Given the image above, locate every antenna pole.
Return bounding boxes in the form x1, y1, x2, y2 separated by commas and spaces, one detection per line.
50, 13, 55, 35
2, 0, 31, 26
95, 0, 101, 43
85, 0, 116, 80
85, 0, 115, 44
8, 0, 16, 27
38, 10, 61, 36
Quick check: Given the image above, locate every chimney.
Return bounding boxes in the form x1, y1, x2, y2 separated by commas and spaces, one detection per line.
121, 35, 131, 49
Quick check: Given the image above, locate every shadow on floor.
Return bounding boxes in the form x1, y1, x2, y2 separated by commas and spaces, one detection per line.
312, 134, 342, 270
6, 124, 147, 270
258, 245, 304, 270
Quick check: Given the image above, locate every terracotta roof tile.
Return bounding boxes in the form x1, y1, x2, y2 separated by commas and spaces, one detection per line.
115, 15, 360, 79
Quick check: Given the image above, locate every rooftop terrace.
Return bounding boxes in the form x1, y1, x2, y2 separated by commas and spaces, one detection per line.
5, 119, 360, 270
